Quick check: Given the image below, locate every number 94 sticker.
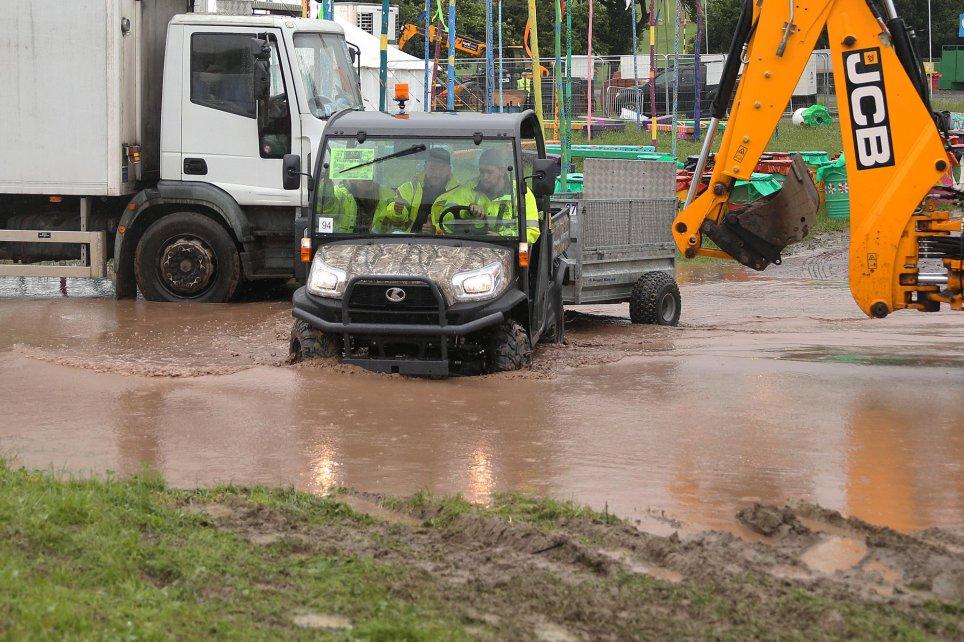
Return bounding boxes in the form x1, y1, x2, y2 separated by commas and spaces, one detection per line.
318, 217, 334, 234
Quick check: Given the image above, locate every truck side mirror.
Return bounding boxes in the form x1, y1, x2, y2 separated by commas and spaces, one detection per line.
250, 39, 271, 103
527, 157, 561, 199
283, 154, 303, 191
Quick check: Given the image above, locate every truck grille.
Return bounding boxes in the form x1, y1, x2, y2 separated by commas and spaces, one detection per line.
348, 282, 439, 310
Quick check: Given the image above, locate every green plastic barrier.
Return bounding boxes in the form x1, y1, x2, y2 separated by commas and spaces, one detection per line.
817, 154, 849, 219
544, 144, 673, 161
798, 151, 832, 168
802, 104, 832, 127
730, 173, 784, 205
554, 173, 584, 194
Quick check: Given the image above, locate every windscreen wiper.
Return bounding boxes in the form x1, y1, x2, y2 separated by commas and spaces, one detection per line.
337, 144, 427, 175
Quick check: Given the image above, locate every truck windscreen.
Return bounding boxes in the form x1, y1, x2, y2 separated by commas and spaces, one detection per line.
293, 33, 363, 118
314, 138, 524, 241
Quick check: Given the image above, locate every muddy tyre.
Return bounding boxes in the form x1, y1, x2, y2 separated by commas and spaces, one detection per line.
135, 213, 241, 303
630, 271, 681, 326
486, 319, 532, 373
289, 319, 341, 362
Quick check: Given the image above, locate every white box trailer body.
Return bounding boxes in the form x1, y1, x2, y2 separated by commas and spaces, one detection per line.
0, 1, 363, 300
0, 0, 183, 197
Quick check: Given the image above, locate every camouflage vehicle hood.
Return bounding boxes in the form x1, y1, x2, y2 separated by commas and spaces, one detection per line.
318, 241, 514, 305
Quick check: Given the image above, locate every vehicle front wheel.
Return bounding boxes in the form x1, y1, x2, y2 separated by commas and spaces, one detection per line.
630, 271, 681, 325
134, 212, 241, 302
486, 319, 532, 373
289, 319, 341, 362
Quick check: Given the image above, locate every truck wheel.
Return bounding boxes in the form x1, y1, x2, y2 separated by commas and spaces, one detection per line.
289, 319, 341, 362
134, 212, 241, 302
630, 271, 681, 326
486, 319, 532, 373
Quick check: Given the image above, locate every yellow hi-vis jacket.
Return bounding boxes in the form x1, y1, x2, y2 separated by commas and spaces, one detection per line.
430, 184, 541, 244
371, 176, 463, 234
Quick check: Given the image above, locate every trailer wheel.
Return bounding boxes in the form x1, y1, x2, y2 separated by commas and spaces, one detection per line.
486, 319, 532, 373
134, 212, 241, 303
630, 271, 681, 326
289, 319, 341, 362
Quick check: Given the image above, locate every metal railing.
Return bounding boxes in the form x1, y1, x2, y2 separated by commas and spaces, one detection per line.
428, 51, 836, 122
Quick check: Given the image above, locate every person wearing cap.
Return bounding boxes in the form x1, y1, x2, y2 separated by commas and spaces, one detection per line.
372, 147, 462, 234
431, 148, 540, 244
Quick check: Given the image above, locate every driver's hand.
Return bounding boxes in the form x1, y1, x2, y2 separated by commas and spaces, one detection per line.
469, 204, 485, 218
421, 222, 436, 234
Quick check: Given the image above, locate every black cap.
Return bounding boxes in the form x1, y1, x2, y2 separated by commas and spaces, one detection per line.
479, 147, 508, 168
426, 147, 451, 164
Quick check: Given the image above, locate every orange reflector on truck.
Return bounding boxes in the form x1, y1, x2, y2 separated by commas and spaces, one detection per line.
518, 242, 529, 268
300, 237, 313, 263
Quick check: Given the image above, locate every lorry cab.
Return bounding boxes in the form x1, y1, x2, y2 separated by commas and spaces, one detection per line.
161, 14, 361, 209
1, 1, 363, 303
113, 13, 364, 301
289, 110, 572, 376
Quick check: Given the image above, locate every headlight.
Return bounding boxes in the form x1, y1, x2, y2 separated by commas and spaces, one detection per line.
307, 255, 347, 298
452, 262, 506, 302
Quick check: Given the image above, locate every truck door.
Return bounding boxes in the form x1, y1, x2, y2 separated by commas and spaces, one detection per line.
180, 27, 300, 207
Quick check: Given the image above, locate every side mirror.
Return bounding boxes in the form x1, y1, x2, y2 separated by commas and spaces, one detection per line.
528, 157, 561, 199
282, 154, 303, 191
251, 39, 271, 103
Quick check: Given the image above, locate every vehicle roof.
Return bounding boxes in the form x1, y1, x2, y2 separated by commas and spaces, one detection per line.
172, 14, 345, 35
324, 110, 542, 140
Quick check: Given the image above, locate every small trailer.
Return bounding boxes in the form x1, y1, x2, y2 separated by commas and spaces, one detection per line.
554, 158, 681, 325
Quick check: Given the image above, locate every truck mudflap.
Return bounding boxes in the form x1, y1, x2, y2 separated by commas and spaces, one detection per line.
701, 154, 819, 271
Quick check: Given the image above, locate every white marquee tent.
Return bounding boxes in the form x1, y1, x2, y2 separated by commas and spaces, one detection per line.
335, 19, 429, 113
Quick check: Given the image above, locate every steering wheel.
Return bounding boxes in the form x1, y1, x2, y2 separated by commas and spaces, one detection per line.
436, 205, 482, 235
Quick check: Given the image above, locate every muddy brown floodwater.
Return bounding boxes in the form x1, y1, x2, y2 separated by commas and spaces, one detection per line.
0, 235, 962, 537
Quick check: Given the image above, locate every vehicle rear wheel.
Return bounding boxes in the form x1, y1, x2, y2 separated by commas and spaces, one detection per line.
630, 271, 681, 326
486, 319, 532, 372
134, 212, 241, 302
289, 319, 341, 362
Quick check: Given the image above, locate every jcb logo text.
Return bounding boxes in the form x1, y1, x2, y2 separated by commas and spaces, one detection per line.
844, 48, 895, 170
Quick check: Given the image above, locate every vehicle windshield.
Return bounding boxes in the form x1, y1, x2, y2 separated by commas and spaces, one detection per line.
293, 32, 362, 118
314, 137, 521, 241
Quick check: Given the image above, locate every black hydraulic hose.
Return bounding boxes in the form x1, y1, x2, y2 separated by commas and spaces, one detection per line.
885, 16, 931, 110
711, 0, 754, 119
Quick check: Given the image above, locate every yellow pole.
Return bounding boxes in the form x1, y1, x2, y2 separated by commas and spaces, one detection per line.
649, 1, 657, 144
301, 0, 309, 18
526, 0, 544, 133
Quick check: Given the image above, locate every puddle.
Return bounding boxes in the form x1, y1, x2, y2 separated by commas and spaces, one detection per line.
800, 536, 868, 574
1, 236, 962, 535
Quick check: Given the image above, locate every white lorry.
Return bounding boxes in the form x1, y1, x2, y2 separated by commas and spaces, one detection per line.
0, 0, 362, 301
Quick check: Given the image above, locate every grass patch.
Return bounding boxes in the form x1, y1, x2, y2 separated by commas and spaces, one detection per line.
388, 490, 623, 528
568, 117, 845, 163
1, 462, 959, 641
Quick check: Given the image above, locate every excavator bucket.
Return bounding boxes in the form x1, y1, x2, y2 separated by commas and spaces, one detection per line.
702, 154, 820, 271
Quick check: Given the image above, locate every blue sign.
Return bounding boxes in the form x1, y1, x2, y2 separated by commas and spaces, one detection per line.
960, 13, 964, 38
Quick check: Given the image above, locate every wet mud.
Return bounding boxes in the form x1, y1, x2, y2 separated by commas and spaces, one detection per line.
188, 490, 964, 640
1, 232, 962, 536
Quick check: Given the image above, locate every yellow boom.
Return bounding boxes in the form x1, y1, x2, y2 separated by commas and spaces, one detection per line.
673, 0, 962, 317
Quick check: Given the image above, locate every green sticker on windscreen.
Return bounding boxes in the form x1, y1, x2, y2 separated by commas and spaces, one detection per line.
330, 148, 375, 180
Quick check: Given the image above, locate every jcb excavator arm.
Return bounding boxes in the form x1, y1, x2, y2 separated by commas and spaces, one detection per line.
673, 0, 962, 317
398, 23, 486, 57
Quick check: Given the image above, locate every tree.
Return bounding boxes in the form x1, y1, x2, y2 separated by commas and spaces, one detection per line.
704, 0, 961, 56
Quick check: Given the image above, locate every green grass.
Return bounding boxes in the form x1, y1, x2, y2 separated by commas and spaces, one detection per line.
386, 490, 623, 528
2, 462, 958, 641
0, 465, 466, 641
570, 117, 845, 160
932, 95, 964, 113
